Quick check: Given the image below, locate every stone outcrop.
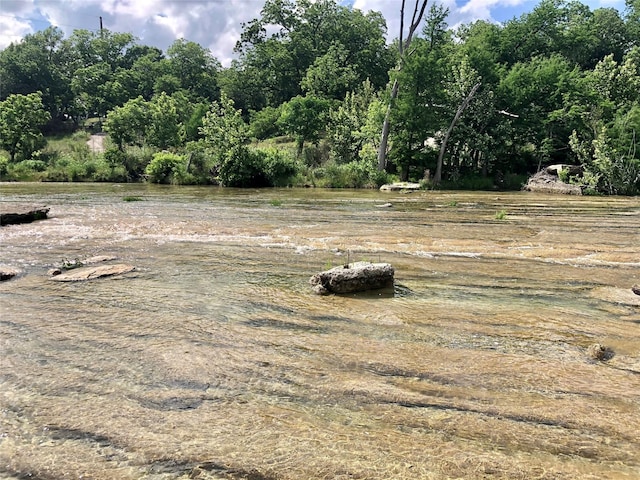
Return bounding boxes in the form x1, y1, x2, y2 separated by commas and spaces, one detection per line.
524, 167, 582, 195
0, 205, 50, 226
310, 261, 394, 295
50, 264, 135, 282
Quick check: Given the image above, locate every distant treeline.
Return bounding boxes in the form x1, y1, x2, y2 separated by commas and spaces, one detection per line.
2, 0, 640, 193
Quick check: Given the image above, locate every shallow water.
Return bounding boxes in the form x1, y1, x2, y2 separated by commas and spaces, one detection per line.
1, 183, 640, 479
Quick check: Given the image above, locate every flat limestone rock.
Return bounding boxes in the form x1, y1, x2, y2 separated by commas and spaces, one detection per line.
379, 182, 421, 192
0, 205, 50, 226
51, 264, 135, 282
310, 261, 394, 295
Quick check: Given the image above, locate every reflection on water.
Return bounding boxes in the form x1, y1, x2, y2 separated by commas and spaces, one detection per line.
1, 183, 640, 479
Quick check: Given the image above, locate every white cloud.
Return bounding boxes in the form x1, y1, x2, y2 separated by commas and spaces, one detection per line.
0, 16, 33, 50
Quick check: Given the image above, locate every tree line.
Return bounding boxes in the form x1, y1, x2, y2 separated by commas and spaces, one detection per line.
2, 0, 640, 193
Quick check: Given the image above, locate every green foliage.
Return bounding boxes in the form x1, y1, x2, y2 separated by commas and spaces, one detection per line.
61, 258, 84, 270
104, 96, 149, 150
495, 210, 507, 220
255, 147, 299, 187
145, 152, 189, 184
250, 106, 283, 140
301, 43, 358, 99
327, 80, 381, 165
0, 92, 51, 162
278, 95, 331, 156
147, 92, 184, 149
312, 159, 388, 188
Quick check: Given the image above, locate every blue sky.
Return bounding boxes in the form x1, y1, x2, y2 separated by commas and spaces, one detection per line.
0, 0, 628, 66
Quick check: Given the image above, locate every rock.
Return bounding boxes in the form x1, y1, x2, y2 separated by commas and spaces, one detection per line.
523, 171, 582, 195
0, 267, 20, 281
310, 261, 394, 295
0, 205, 50, 226
588, 343, 614, 361
545, 164, 583, 176
632, 284, 640, 296
379, 182, 421, 192
51, 264, 135, 282
375, 203, 393, 208
85, 255, 117, 263
48, 268, 62, 276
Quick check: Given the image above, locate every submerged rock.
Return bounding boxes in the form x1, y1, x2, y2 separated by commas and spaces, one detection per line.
588, 343, 614, 361
51, 264, 135, 282
310, 261, 394, 295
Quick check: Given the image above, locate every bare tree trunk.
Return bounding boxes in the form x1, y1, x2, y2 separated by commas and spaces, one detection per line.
434, 82, 481, 184
377, 79, 399, 171
377, 0, 429, 171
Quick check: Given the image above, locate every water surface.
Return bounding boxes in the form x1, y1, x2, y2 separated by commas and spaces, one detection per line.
1, 183, 640, 479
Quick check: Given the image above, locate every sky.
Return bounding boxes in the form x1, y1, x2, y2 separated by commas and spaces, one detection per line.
0, 0, 628, 67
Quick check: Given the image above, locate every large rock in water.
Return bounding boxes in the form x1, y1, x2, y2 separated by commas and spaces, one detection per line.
310, 262, 394, 295
0, 266, 20, 281
0, 205, 50, 226
51, 264, 135, 282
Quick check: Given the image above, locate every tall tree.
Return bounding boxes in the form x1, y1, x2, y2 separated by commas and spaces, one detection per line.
232, 0, 392, 109
0, 27, 72, 120
377, 0, 430, 171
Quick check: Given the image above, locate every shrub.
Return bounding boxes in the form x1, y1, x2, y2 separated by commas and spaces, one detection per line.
145, 152, 188, 184
257, 147, 299, 187
250, 106, 282, 140
312, 159, 383, 188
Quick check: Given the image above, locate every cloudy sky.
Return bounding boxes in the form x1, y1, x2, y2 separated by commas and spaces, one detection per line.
0, 0, 627, 66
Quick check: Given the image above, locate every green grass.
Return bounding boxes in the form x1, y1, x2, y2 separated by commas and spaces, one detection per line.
495, 209, 507, 220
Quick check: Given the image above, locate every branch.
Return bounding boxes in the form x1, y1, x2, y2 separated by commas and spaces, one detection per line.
434, 82, 482, 183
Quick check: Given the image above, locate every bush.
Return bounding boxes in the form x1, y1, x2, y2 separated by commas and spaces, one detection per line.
312, 159, 384, 188
145, 152, 188, 184
104, 146, 154, 180
250, 106, 283, 140
184, 142, 214, 185
257, 147, 299, 187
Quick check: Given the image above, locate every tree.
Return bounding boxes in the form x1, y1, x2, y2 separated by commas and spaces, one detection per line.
377, 0, 430, 171
165, 39, 220, 101
385, 5, 453, 180
300, 43, 358, 99
278, 95, 330, 157
103, 96, 149, 150
233, 0, 392, 109
0, 92, 50, 162
327, 79, 380, 164
498, 54, 583, 169
147, 92, 184, 149
0, 27, 73, 120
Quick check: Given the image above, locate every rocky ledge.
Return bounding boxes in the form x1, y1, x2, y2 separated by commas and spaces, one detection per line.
524, 165, 583, 195
310, 261, 394, 295
0, 205, 50, 226
50, 264, 135, 282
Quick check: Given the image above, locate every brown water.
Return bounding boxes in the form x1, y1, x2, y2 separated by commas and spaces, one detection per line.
1, 183, 640, 479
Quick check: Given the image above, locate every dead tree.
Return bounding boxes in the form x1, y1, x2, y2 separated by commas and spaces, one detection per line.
377, 0, 429, 171
433, 82, 481, 184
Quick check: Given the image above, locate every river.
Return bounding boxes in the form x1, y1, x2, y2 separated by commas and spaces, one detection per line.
1, 183, 640, 479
